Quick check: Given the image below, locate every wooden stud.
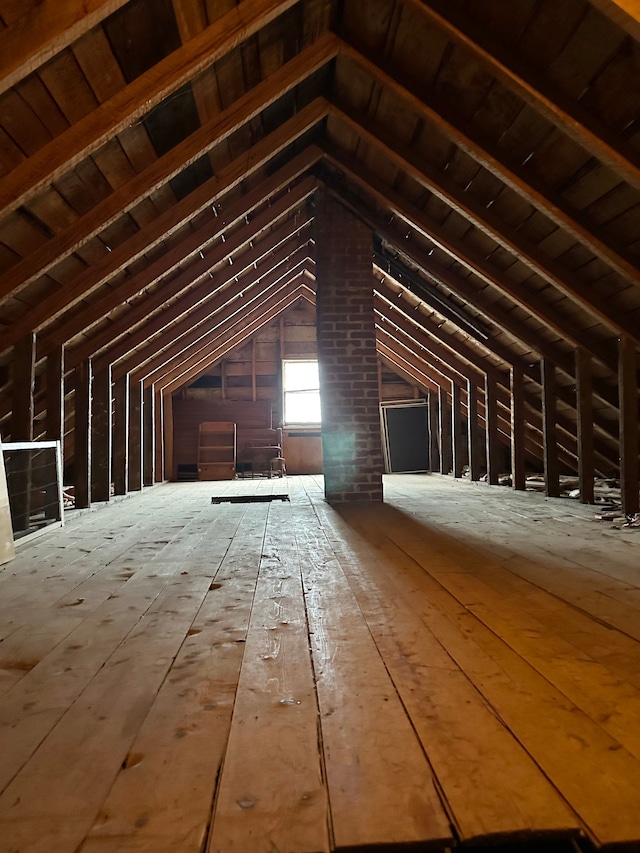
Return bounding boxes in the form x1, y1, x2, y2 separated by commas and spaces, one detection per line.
75, 359, 92, 509
484, 373, 499, 485
541, 359, 561, 498
91, 365, 112, 503
428, 390, 440, 473
510, 364, 526, 492
45, 346, 65, 443
9, 333, 36, 529
467, 379, 481, 482
154, 389, 164, 484
575, 349, 595, 505
618, 336, 639, 515
163, 391, 175, 481
438, 385, 451, 475
278, 315, 286, 424
451, 381, 464, 478
128, 378, 143, 493
45, 345, 65, 519
0, 440, 15, 565
143, 384, 155, 488
251, 339, 257, 402
11, 333, 36, 442
112, 373, 129, 496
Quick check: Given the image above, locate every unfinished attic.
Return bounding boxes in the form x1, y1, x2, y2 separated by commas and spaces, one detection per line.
1, 0, 640, 850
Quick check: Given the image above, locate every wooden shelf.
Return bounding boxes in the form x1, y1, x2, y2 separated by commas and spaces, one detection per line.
197, 422, 236, 481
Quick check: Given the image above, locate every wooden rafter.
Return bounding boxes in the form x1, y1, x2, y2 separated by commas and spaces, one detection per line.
322, 149, 618, 372
0, 0, 132, 94
376, 310, 483, 390
340, 40, 640, 286
378, 350, 438, 395
10, 119, 318, 346
110, 244, 313, 380
375, 284, 620, 467
78, 208, 314, 373
0, 0, 305, 213
332, 104, 640, 340
360, 195, 622, 412
134, 268, 314, 385
587, 0, 640, 38
42, 164, 320, 355
403, 0, 640, 192
158, 280, 315, 393
25, 172, 317, 360
0, 41, 334, 303
78, 244, 314, 372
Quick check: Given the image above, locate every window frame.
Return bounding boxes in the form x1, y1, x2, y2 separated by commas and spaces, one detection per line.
281, 358, 322, 427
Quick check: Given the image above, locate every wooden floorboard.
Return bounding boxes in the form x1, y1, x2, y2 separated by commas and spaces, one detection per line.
2, 475, 640, 851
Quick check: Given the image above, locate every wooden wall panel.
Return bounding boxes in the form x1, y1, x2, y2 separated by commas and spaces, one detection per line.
282, 429, 323, 473
172, 398, 271, 478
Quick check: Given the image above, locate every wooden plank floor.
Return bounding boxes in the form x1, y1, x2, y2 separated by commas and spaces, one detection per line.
1, 474, 640, 851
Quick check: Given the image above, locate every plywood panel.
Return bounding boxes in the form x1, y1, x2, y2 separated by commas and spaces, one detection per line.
0, 444, 15, 565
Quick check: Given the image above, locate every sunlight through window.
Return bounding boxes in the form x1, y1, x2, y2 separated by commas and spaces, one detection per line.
282, 359, 321, 425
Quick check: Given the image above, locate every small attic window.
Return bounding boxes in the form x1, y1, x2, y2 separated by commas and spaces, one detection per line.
282, 359, 321, 426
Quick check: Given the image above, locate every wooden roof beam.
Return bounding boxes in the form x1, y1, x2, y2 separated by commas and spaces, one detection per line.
402, 0, 640, 192
155, 278, 317, 395
586, 0, 640, 39
1, 35, 333, 298
324, 171, 619, 412
109, 249, 314, 380
77, 243, 314, 372
39, 166, 319, 354
130, 270, 312, 385
157, 281, 314, 393
340, 40, 640, 288
375, 309, 486, 391
0, 0, 309, 214
378, 349, 438, 395
375, 288, 620, 464
68, 207, 314, 370
333, 103, 640, 342
0, 0, 132, 94
4, 122, 324, 352
322, 148, 618, 373
377, 325, 470, 392
375, 279, 511, 374
375, 276, 619, 448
